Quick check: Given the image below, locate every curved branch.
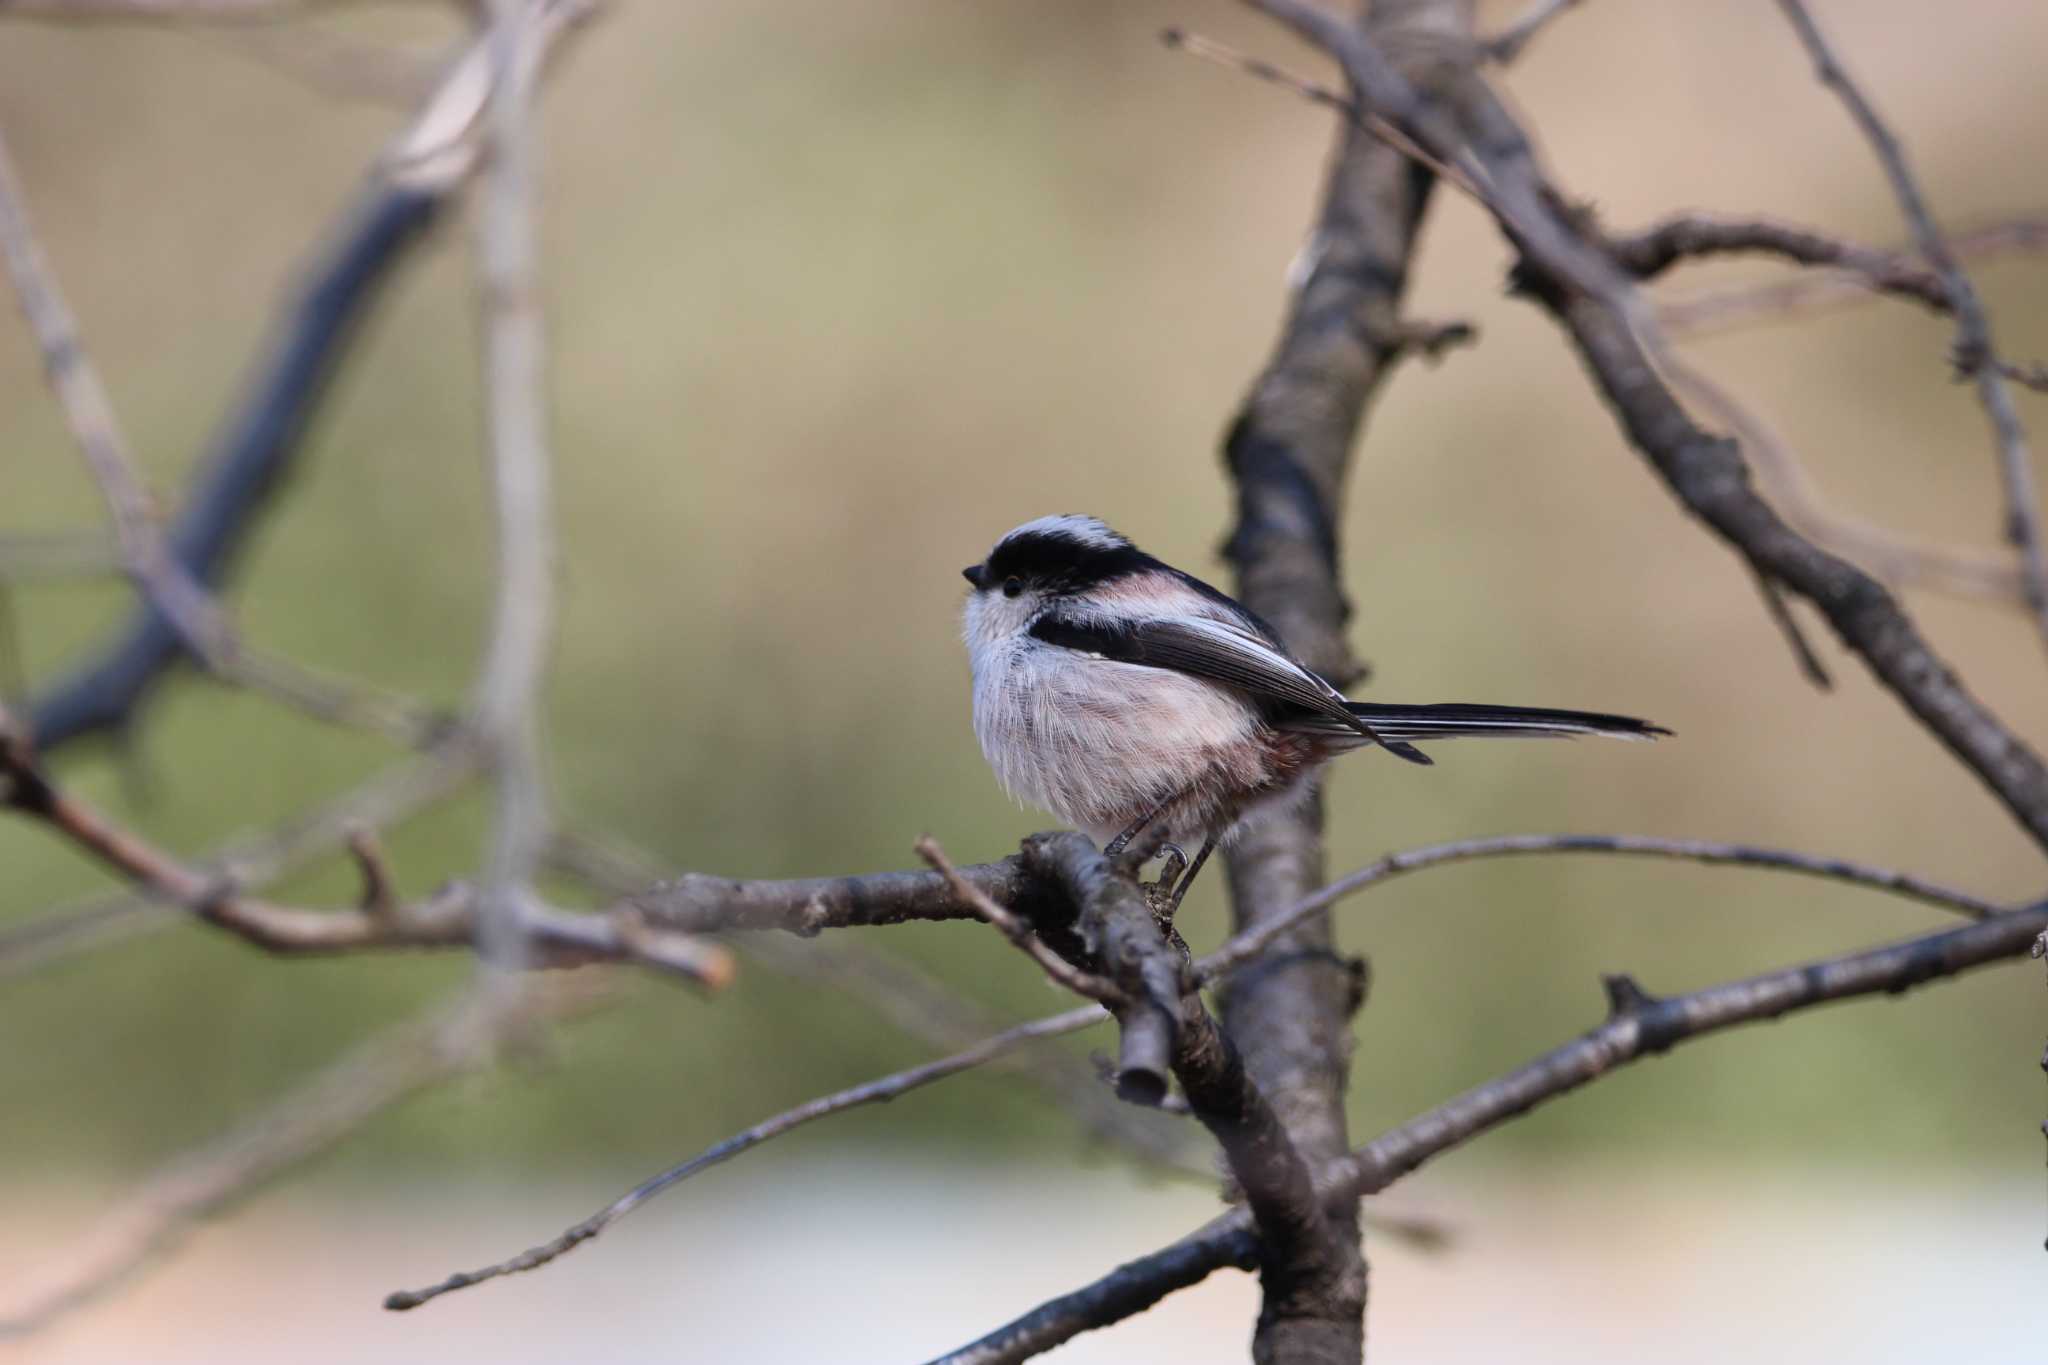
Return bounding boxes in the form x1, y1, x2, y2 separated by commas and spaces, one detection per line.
382, 1002, 1110, 1312
1196, 831, 2004, 982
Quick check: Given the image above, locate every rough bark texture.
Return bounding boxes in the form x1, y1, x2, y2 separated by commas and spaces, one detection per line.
1214, 3, 1459, 1358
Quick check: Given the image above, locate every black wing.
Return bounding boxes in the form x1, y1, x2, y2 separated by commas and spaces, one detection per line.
1031, 612, 1431, 764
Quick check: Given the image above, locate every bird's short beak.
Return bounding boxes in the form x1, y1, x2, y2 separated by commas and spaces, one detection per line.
962, 564, 987, 589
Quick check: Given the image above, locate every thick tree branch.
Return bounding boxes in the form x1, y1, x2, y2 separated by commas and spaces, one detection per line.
1209, 3, 1473, 1356
622, 856, 1067, 936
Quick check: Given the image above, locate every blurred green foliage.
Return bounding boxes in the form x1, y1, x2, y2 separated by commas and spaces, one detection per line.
2, 0, 2046, 1189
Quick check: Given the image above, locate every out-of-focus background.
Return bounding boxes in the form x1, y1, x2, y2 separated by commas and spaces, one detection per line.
3, 1, 2047, 1360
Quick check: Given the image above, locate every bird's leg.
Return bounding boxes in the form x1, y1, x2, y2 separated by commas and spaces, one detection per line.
1166, 836, 1218, 917
1102, 799, 1169, 860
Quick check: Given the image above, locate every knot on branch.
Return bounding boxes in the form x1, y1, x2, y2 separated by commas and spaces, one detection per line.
1600, 972, 1659, 1019
1021, 832, 1187, 1106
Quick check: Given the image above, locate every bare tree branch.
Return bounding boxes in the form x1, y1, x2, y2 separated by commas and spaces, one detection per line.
382, 1000, 1111, 1311
1773, 0, 2048, 655
1608, 211, 1949, 308
934, 897, 2048, 1362
468, 0, 558, 986
0, 738, 481, 977
1207, 3, 1476, 1354
0, 978, 612, 1340
1197, 831, 2005, 982
1654, 216, 2048, 338
0, 706, 733, 985
0, 125, 234, 668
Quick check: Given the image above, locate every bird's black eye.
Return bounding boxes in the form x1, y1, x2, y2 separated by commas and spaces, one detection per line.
1002, 577, 1023, 598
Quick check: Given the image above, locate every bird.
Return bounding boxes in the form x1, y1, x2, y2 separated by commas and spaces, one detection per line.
960, 514, 1666, 910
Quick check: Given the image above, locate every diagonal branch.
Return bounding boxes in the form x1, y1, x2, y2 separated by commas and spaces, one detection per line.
0, 125, 234, 668
381, 1002, 1111, 1311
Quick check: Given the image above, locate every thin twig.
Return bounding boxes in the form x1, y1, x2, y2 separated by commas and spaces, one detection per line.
1773, 0, 2048, 657
1747, 565, 1833, 690
1655, 217, 2048, 338
1995, 359, 2048, 395
1197, 831, 2003, 983
0, 126, 233, 667
1157, 25, 1481, 200
382, 1002, 1110, 1311
0, 980, 612, 1340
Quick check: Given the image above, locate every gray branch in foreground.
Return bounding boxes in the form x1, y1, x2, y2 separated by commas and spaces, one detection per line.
931, 898, 2048, 1363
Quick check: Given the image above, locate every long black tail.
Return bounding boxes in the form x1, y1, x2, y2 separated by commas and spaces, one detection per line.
1343, 701, 1669, 746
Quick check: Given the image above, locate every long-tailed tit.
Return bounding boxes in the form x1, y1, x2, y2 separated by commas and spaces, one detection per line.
961, 515, 1666, 909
